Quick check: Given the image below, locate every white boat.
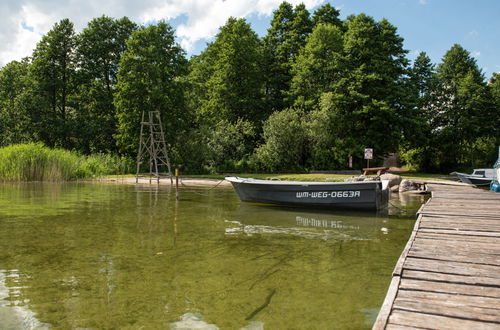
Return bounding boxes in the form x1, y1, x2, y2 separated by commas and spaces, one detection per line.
451, 168, 495, 186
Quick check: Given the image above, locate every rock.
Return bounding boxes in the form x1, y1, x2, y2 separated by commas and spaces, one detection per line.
380, 173, 402, 188
399, 179, 419, 192
390, 184, 400, 192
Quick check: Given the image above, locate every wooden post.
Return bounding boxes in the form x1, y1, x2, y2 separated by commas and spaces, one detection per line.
175, 168, 179, 200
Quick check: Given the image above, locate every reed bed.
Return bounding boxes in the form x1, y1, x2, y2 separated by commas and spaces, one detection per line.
0, 143, 133, 181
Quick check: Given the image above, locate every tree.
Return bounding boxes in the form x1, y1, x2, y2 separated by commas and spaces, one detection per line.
426, 44, 495, 170
114, 22, 188, 156
189, 17, 264, 125
252, 108, 308, 171
75, 16, 137, 153
262, 2, 313, 112
309, 14, 409, 165
312, 3, 342, 28
289, 23, 344, 110
398, 52, 437, 171
30, 18, 77, 148
0, 60, 33, 146
203, 119, 255, 171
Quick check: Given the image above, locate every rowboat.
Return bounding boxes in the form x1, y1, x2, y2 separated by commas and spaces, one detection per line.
225, 177, 389, 210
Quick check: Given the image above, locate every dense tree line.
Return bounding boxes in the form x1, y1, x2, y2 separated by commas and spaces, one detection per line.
0, 3, 498, 173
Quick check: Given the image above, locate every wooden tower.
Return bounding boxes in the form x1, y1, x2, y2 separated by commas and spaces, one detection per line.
135, 111, 173, 184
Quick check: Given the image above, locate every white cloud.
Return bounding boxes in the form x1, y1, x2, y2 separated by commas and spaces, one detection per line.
419, 0, 428, 5
472, 51, 481, 57
0, 0, 326, 66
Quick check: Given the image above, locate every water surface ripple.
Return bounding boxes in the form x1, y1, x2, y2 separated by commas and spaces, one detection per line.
0, 182, 425, 329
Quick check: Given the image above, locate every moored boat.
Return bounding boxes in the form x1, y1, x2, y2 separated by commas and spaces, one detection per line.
451, 168, 494, 187
225, 177, 389, 210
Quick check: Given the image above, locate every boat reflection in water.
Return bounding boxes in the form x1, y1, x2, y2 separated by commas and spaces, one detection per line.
224, 193, 425, 241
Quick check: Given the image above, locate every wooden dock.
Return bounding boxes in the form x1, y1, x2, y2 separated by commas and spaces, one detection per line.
373, 183, 500, 329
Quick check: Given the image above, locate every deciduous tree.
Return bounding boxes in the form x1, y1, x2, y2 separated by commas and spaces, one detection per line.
114, 22, 188, 156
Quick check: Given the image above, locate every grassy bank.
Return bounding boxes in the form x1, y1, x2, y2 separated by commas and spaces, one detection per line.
184, 172, 454, 182
0, 143, 133, 181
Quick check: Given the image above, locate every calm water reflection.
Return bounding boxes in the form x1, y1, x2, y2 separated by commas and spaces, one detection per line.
0, 182, 425, 329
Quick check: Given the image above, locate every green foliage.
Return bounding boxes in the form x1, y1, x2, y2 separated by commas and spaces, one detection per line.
290, 23, 343, 109
252, 108, 307, 171
203, 119, 256, 172
30, 18, 78, 149
0, 8, 497, 176
312, 3, 342, 28
74, 16, 137, 153
0, 60, 33, 146
262, 2, 313, 112
420, 44, 497, 171
114, 21, 188, 155
189, 17, 264, 125
0, 143, 133, 181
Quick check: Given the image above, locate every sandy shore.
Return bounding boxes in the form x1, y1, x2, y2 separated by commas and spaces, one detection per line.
93, 176, 233, 187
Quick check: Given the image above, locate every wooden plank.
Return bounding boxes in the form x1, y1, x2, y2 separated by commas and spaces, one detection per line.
419, 211, 500, 219
393, 214, 422, 276
375, 183, 500, 329
403, 257, 500, 278
413, 237, 500, 252
372, 276, 401, 330
399, 278, 500, 298
388, 310, 500, 330
407, 248, 500, 266
418, 228, 500, 237
402, 269, 500, 287
386, 324, 427, 330
393, 298, 500, 323
421, 215, 500, 224
411, 240, 500, 256
419, 222, 500, 232
416, 232, 500, 245
396, 290, 500, 311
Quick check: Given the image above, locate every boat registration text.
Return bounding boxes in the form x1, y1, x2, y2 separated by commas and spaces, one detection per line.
296, 191, 361, 199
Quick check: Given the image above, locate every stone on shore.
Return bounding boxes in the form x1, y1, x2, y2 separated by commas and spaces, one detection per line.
379, 173, 402, 188
399, 179, 420, 192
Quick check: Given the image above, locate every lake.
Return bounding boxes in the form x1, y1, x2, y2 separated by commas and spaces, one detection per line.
0, 182, 425, 329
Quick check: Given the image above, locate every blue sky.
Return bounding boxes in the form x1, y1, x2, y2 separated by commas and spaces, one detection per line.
1, 0, 498, 78
182, 0, 500, 78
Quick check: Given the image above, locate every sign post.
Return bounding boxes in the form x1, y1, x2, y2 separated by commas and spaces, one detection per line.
364, 148, 373, 169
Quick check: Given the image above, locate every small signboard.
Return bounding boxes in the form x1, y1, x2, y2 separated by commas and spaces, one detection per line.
364, 148, 373, 160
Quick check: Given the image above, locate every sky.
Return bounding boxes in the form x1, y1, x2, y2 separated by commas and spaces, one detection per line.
0, 0, 499, 78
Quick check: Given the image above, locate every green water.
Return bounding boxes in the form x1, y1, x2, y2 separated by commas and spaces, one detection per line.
0, 182, 425, 329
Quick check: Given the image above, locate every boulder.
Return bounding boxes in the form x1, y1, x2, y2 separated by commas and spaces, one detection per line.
379, 173, 402, 188
390, 185, 400, 192
399, 179, 419, 192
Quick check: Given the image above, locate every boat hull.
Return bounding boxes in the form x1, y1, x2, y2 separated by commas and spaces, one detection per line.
454, 173, 492, 186
226, 177, 388, 210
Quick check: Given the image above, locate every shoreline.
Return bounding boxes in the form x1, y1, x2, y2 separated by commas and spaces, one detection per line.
91, 176, 233, 187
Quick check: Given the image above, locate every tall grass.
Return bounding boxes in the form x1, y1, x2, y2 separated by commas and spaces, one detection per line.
0, 143, 134, 181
